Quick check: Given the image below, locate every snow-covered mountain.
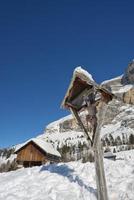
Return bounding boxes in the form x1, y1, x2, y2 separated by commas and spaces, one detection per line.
1, 60, 134, 164
100, 60, 134, 144
0, 150, 134, 200
36, 61, 134, 161
38, 115, 91, 162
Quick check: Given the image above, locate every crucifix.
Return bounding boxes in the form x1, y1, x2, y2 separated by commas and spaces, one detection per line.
61, 67, 114, 200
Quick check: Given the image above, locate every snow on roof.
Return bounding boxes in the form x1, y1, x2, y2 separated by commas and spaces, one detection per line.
15, 138, 61, 157
104, 151, 116, 158
74, 67, 95, 83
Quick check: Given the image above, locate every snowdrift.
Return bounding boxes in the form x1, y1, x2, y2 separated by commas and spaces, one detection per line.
0, 150, 134, 200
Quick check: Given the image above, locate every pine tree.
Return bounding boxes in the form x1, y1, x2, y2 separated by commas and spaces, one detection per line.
122, 133, 126, 145
109, 134, 115, 146
115, 136, 122, 146
113, 148, 116, 153
101, 139, 106, 147
129, 134, 134, 145
104, 146, 111, 152
105, 137, 110, 146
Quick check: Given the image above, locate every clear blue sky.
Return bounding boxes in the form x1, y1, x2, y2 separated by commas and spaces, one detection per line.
0, 0, 134, 148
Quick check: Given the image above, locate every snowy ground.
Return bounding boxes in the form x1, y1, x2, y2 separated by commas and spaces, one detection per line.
0, 150, 134, 200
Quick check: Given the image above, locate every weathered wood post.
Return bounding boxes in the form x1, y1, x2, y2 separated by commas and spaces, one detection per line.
80, 91, 111, 200
93, 101, 109, 200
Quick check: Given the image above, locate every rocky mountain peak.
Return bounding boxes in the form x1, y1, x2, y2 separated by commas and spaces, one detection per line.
121, 60, 134, 84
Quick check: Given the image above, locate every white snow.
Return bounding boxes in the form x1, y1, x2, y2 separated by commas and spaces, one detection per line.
40, 131, 88, 149
100, 102, 134, 139
101, 122, 134, 139
15, 138, 61, 157
45, 114, 73, 133
61, 66, 96, 109
117, 84, 133, 93
101, 74, 134, 95
101, 122, 121, 138
38, 101, 134, 150
101, 75, 123, 85
104, 151, 115, 158
0, 150, 134, 200
38, 113, 89, 149
74, 67, 95, 83
0, 154, 17, 165
0, 156, 6, 165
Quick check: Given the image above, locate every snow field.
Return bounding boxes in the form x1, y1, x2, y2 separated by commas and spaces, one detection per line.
0, 150, 134, 200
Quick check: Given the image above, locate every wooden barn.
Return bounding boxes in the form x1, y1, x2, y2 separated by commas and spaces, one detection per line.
15, 138, 61, 167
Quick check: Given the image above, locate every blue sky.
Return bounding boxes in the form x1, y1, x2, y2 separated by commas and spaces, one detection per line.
0, 0, 134, 148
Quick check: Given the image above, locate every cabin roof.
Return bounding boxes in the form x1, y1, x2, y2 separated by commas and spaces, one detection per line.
104, 151, 116, 158
15, 138, 61, 158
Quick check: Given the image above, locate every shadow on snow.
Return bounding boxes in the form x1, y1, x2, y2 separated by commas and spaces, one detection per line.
40, 164, 97, 197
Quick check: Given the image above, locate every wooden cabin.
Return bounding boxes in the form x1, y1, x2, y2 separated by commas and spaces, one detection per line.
15, 138, 61, 167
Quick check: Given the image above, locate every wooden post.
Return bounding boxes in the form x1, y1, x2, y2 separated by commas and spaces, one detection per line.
70, 100, 109, 200
71, 101, 109, 200
93, 101, 108, 200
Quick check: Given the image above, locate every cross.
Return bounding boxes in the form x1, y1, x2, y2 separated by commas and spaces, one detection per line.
61, 67, 115, 200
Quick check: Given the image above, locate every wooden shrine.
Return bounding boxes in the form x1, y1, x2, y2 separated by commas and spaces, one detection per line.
61, 67, 114, 200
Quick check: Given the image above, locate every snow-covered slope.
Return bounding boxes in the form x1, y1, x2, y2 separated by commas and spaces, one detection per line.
35, 62, 134, 161
0, 150, 134, 200
39, 131, 87, 149
0, 156, 6, 165
38, 99, 134, 156
0, 154, 16, 165
2, 61, 134, 163
38, 114, 86, 149
101, 101, 134, 138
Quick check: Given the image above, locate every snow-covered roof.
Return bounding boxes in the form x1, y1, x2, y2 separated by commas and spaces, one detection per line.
74, 67, 95, 82
104, 152, 116, 158
61, 66, 98, 109
15, 138, 61, 157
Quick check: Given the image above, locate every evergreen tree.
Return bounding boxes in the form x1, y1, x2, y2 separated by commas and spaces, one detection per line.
104, 146, 111, 152
115, 136, 122, 146
101, 139, 106, 147
109, 134, 115, 146
105, 137, 110, 146
122, 133, 126, 145
129, 134, 134, 145
113, 148, 116, 153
